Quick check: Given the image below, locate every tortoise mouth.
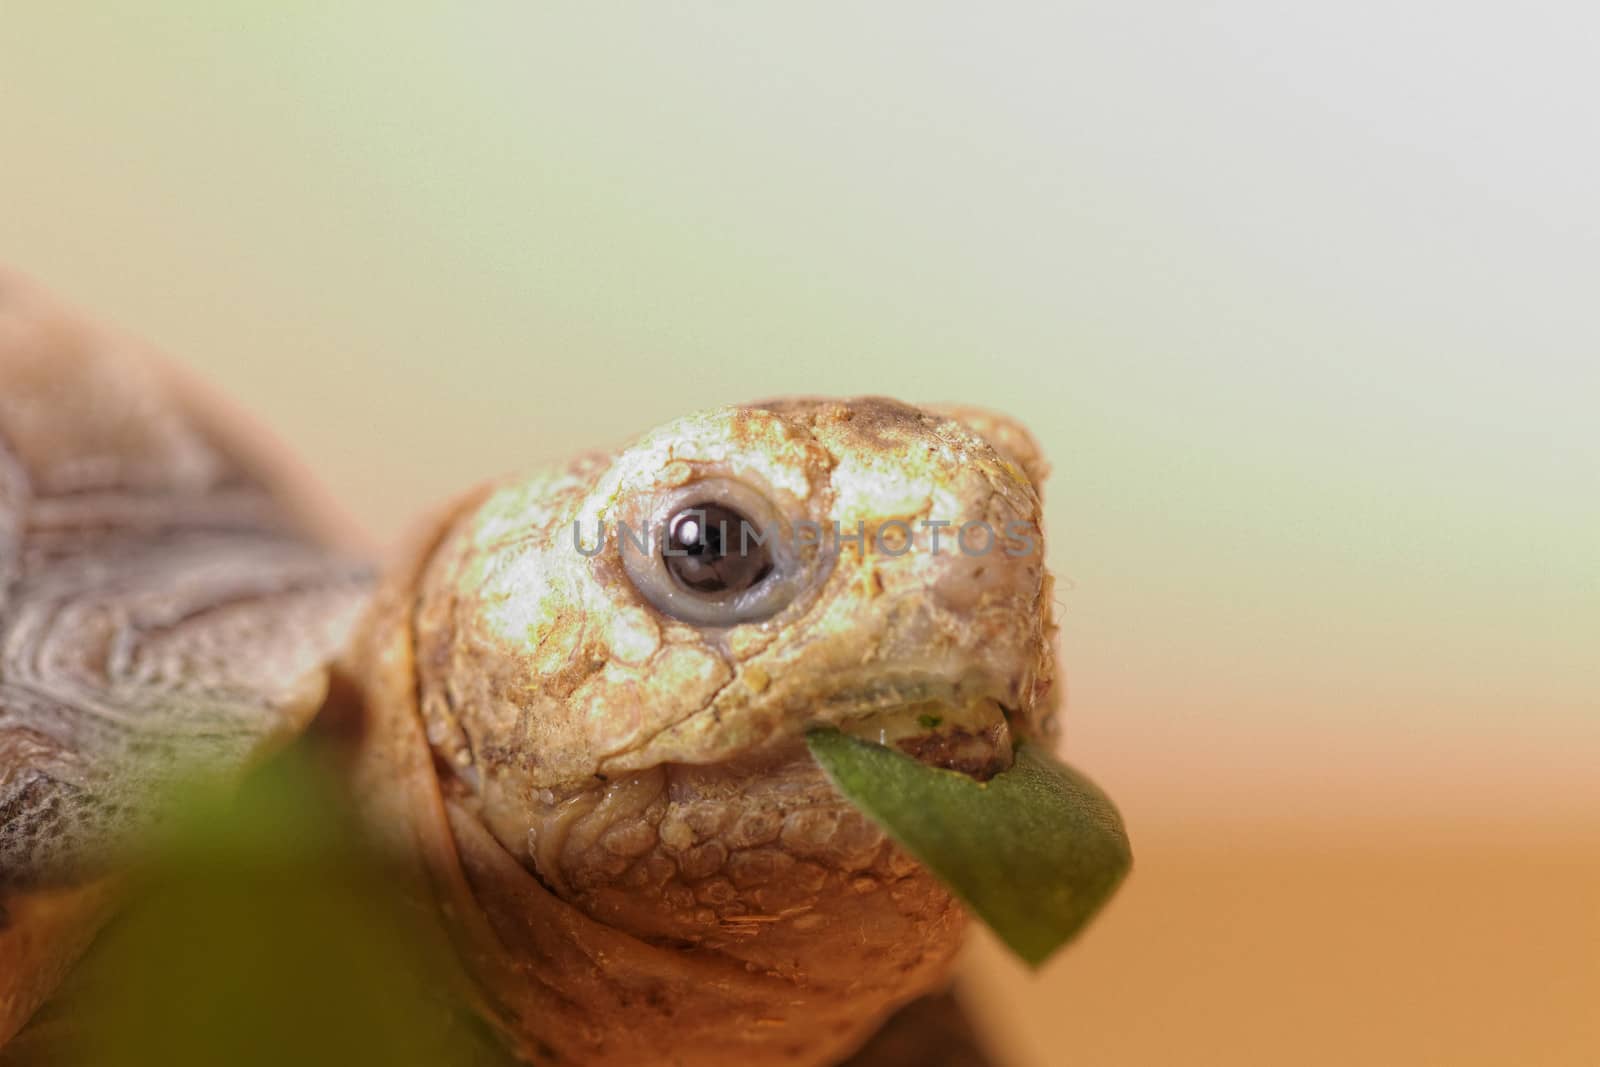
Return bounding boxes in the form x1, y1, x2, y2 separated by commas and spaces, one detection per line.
834, 696, 1014, 781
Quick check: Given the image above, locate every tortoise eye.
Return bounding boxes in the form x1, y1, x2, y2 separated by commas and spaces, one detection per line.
621, 478, 820, 627
663, 503, 775, 596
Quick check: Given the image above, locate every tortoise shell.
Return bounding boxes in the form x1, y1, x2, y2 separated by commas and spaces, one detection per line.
0, 269, 371, 1042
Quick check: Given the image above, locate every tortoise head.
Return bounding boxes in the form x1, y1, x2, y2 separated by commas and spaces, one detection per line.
395, 397, 1057, 1065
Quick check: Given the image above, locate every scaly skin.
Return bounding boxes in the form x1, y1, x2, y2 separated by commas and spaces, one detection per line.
350, 397, 1057, 1066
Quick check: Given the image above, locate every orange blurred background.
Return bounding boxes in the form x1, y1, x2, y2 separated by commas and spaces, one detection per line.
3, 6, 1595, 1064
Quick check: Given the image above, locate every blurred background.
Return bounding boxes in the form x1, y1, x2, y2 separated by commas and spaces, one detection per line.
2, 5, 1595, 1064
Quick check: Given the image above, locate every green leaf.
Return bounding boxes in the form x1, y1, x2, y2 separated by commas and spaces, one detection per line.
806, 730, 1131, 967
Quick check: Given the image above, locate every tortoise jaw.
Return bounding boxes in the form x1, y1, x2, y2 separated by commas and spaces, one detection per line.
835, 696, 1014, 781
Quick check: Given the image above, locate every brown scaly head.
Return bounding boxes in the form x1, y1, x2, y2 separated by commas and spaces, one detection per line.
350, 397, 1058, 1067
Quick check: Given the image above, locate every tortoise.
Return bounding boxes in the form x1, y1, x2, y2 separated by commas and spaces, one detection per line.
0, 268, 1129, 1066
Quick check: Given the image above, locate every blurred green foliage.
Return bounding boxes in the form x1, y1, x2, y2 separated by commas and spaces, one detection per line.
14, 749, 513, 1067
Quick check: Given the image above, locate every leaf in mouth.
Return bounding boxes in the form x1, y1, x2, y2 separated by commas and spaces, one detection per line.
806, 729, 1131, 967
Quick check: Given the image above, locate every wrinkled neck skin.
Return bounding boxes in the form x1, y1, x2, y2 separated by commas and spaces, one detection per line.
350, 400, 1057, 1067
350, 519, 965, 1067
